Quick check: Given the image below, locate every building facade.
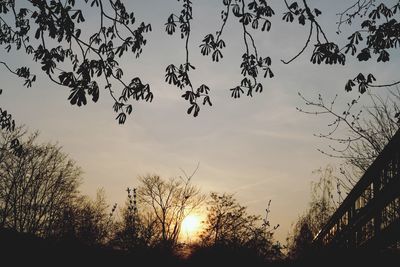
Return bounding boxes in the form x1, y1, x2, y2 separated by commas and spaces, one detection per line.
314, 130, 400, 249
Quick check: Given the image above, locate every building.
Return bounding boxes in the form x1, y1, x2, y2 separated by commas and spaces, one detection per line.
314, 129, 400, 249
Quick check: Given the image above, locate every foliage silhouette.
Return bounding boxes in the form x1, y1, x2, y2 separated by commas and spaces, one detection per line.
165, 0, 212, 117
199, 192, 282, 261
0, 0, 152, 124
1, 0, 399, 122
0, 89, 21, 154
200, 0, 275, 100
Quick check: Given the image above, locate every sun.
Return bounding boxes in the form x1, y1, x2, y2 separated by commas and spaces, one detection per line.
181, 214, 202, 241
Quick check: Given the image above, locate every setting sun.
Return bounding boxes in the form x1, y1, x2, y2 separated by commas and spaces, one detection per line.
181, 214, 202, 240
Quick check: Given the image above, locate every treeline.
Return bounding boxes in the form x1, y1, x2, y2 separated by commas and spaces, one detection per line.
2, 126, 399, 266
0, 126, 283, 266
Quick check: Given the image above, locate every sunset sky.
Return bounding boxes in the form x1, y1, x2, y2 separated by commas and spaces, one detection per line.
0, 0, 398, 243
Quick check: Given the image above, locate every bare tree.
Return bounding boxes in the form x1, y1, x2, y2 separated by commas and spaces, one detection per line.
299, 88, 400, 191
0, 126, 81, 237
137, 174, 204, 248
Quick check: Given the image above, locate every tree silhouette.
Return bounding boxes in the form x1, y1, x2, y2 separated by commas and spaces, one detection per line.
55, 189, 116, 246
286, 166, 338, 259
0, 126, 81, 236
200, 192, 280, 260
111, 187, 157, 250
1, 1, 399, 122
136, 174, 205, 249
298, 88, 400, 189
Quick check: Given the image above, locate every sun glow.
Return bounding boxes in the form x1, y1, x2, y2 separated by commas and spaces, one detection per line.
181, 214, 202, 241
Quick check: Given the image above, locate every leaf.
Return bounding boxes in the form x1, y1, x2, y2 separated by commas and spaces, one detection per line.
252, 19, 259, 29
35, 28, 41, 39
126, 105, 133, 115
377, 50, 389, 62
200, 43, 212, 56
203, 96, 212, 106
182, 91, 195, 102
345, 79, 355, 92
367, 74, 376, 83
358, 83, 368, 94
202, 34, 214, 43
217, 39, 226, 49
314, 8, 322, 16
261, 20, 271, 31
212, 49, 223, 62
71, 10, 85, 23
68, 87, 87, 106
59, 72, 75, 87
230, 86, 244, 98
193, 103, 200, 117
116, 112, 126, 124
357, 48, 371, 61
267, 68, 274, 78
361, 20, 372, 28
298, 14, 306, 25
187, 104, 194, 115
197, 84, 210, 94
255, 83, 263, 93
232, 4, 240, 16
289, 2, 298, 10
165, 72, 178, 85
88, 82, 99, 102
355, 73, 365, 82
240, 13, 253, 25
145, 92, 153, 102
165, 15, 176, 35
282, 12, 294, 23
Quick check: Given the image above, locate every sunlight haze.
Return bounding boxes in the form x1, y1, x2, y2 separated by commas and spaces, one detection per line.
1, 0, 398, 244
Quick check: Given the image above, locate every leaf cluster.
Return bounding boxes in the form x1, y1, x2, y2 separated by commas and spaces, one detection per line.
1, 0, 152, 124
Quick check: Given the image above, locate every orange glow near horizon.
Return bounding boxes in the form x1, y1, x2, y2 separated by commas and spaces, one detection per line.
180, 214, 202, 242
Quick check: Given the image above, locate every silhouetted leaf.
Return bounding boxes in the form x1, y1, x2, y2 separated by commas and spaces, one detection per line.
298, 14, 306, 25
283, 12, 294, 23
68, 87, 87, 106
116, 112, 126, 124
345, 79, 355, 92
357, 48, 371, 61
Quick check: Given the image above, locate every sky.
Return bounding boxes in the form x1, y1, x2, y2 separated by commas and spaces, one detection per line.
0, 0, 399, 243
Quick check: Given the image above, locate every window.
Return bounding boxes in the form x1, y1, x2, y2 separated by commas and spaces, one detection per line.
355, 183, 374, 211
356, 218, 374, 246
380, 159, 398, 190
355, 195, 366, 210
340, 211, 349, 228
381, 197, 400, 230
